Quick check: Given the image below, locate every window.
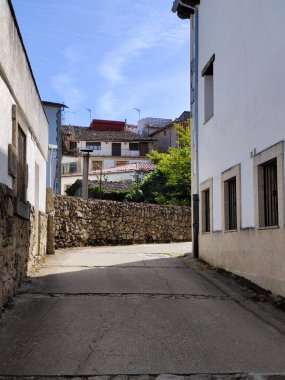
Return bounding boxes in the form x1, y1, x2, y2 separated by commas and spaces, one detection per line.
254, 142, 283, 229
115, 160, 128, 167
129, 143, 139, 151
224, 177, 237, 230
62, 162, 77, 174
86, 142, 101, 150
69, 141, 77, 150
17, 126, 26, 201
203, 189, 210, 233
202, 54, 215, 123
263, 159, 278, 226
200, 178, 213, 233
92, 161, 102, 171
222, 164, 240, 232
258, 159, 278, 227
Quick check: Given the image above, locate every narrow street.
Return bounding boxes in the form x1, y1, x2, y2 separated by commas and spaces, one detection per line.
0, 243, 285, 379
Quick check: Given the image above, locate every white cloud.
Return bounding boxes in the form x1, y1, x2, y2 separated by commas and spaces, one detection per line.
51, 47, 87, 109
99, 14, 188, 86
52, 72, 86, 108
97, 91, 117, 119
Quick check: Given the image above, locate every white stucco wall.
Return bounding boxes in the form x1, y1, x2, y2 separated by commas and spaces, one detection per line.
44, 106, 58, 146
0, 1, 48, 212
198, 0, 285, 230
0, 1, 48, 159
0, 76, 13, 189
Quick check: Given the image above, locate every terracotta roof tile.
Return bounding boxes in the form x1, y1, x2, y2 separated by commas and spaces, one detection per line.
93, 163, 156, 174
62, 125, 154, 142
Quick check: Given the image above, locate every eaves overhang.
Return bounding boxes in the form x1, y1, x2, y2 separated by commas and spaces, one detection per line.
172, 0, 200, 19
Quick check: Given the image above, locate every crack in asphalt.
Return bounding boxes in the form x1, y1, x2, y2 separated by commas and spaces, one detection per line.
16, 292, 234, 300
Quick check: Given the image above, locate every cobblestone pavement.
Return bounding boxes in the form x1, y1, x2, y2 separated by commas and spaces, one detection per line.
0, 243, 285, 378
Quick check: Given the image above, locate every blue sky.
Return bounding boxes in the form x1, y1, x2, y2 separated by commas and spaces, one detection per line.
12, 0, 190, 126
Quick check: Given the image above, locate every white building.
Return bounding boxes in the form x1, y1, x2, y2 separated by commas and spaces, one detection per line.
61, 123, 155, 193
173, 0, 285, 296
0, 0, 49, 306
0, 0, 48, 215
62, 163, 156, 194
42, 101, 67, 194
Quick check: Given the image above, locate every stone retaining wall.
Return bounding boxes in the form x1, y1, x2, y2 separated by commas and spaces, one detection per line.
0, 184, 47, 309
54, 195, 191, 249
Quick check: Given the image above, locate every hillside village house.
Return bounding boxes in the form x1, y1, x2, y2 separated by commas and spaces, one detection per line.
173, 0, 285, 296
61, 119, 155, 193
62, 163, 157, 195
0, 0, 49, 306
150, 111, 191, 153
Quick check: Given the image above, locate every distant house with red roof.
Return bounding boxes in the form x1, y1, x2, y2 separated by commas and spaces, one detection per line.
61, 119, 156, 194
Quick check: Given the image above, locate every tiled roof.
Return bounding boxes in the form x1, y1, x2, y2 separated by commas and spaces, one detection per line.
92, 163, 157, 175
62, 125, 154, 142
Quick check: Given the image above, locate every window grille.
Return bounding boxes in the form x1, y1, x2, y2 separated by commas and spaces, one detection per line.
227, 177, 237, 230
204, 189, 210, 233
263, 159, 278, 226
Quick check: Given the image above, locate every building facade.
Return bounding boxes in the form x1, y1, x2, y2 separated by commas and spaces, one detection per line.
61, 120, 155, 194
173, 0, 285, 296
0, 0, 49, 307
42, 101, 67, 194
150, 111, 190, 153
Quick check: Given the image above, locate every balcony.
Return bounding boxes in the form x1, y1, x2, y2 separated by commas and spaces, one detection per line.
64, 148, 147, 158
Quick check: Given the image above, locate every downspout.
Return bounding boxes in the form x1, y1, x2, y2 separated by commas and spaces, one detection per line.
178, 1, 200, 258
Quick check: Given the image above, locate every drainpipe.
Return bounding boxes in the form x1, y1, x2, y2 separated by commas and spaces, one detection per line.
173, 1, 199, 258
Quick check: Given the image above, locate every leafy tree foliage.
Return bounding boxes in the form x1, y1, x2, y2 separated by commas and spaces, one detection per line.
140, 120, 191, 205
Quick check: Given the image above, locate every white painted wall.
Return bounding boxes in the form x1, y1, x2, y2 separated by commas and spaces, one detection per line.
198, 0, 285, 229
0, 1, 48, 212
0, 76, 13, 189
0, 1, 48, 159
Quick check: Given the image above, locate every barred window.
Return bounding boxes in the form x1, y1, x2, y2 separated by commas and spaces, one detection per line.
225, 177, 237, 230
262, 159, 278, 227
202, 188, 210, 233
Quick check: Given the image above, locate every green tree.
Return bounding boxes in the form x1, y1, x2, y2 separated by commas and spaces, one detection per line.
141, 120, 191, 205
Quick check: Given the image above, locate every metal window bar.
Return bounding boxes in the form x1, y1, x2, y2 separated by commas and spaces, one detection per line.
228, 177, 237, 230
263, 159, 278, 226
204, 189, 210, 232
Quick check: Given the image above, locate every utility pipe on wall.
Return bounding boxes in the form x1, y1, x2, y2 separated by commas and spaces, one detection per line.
173, 0, 199, 258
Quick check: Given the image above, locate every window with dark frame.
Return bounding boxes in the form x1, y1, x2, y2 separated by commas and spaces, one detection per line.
86, 142, 101, 150
129, 143, 139, 151
226, 177, 237, 230
69, 141, 77, 150
204, 189, 210, 233
17, 126, 26, 202
202, 54, 215, 123
263, 159, 278, 227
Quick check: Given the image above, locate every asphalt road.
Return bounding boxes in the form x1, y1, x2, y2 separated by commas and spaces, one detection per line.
0, 242, 285, 379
